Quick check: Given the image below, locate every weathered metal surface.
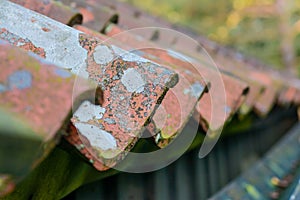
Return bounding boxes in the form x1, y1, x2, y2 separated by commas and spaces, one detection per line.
0, 1, 178, 171
57, 0, 118, 32
10, 0, 83, 26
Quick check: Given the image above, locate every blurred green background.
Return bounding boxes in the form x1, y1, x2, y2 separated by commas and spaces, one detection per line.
125, 0, 300, 74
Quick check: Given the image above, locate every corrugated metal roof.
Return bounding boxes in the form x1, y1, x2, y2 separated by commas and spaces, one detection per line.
63, 107, 298, 200
211, 122, 300, 199
1, 0, 300, 198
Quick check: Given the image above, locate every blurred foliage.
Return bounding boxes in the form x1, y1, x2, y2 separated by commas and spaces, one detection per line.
125, 0, 300, 72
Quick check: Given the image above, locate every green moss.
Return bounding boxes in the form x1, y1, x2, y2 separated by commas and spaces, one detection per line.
3, 145, 118, 200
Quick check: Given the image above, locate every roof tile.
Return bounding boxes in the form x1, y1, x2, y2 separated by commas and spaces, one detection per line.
10, 0, 83, 26
0, 40, 93, 194
0, 1, 178, 170
58, 0, 118, 32
75, 24, 207, 147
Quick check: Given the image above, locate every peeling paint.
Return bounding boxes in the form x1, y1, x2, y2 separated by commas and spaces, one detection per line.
121, 68, 145, 93
73, 123, 117, 150
8, 70, 32, 90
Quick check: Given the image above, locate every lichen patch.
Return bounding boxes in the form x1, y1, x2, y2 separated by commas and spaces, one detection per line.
121, 68, 145, 93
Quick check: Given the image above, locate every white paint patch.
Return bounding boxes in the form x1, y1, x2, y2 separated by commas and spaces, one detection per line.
0, 1, 88, 77
111, 45, 149, 63
121, 68, 145, 93
93, 45, 114, 65
167, 49, 194, 63
74, 123, 117, 150
74, 101, 106, 122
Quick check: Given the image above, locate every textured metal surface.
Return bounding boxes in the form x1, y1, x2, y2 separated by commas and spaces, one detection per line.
10, 0, 83, 26
212, 121, 300, 200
